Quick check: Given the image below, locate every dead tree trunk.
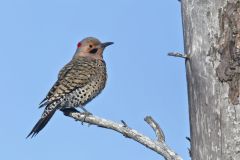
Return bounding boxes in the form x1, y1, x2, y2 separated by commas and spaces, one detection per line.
181, 0, 240, 159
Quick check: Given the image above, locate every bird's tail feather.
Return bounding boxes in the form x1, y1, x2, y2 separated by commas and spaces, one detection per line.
26, 107, 57, 138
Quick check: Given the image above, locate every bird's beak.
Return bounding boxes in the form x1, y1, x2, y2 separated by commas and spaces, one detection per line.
101, 42, 114, 48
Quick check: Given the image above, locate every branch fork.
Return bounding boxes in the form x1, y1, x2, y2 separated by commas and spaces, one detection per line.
62, 110, 183, 160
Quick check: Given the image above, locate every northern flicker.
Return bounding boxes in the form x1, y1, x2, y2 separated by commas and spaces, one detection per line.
27, 37, 113, 138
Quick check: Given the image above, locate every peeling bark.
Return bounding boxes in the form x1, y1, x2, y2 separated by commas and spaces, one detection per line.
181, 0, 240, 159
216, 1, 240, 105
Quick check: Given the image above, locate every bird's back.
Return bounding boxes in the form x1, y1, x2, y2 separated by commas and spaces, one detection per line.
41, 57, 107, 109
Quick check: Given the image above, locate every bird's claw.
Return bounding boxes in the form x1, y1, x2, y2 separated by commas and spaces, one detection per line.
81, 111, 92, 125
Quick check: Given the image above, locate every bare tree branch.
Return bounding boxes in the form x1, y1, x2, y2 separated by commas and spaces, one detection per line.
62, 110, 183, 160
144, 116, 165, 142
168, 52, 189, 59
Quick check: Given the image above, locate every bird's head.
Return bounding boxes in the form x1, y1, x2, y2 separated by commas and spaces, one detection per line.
73, 37, 113, 60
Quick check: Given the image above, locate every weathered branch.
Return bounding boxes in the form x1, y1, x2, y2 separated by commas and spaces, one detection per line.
168, 52, 189, 59
144, 116, 165, 142
62, 110, 183, 160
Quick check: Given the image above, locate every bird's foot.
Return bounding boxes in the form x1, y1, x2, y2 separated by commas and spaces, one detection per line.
80, 111, 92, 125
83, 111, 92, 116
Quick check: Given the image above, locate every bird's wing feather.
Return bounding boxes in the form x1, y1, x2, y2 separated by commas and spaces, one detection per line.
39, 58, 97, 108
39, 61, 73, 107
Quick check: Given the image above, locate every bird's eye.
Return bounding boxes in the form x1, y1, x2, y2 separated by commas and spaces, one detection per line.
89, 48, 98, 54
89, 45, 93, 48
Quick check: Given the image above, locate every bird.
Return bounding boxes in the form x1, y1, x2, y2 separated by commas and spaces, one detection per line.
27, 37, 113, 138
